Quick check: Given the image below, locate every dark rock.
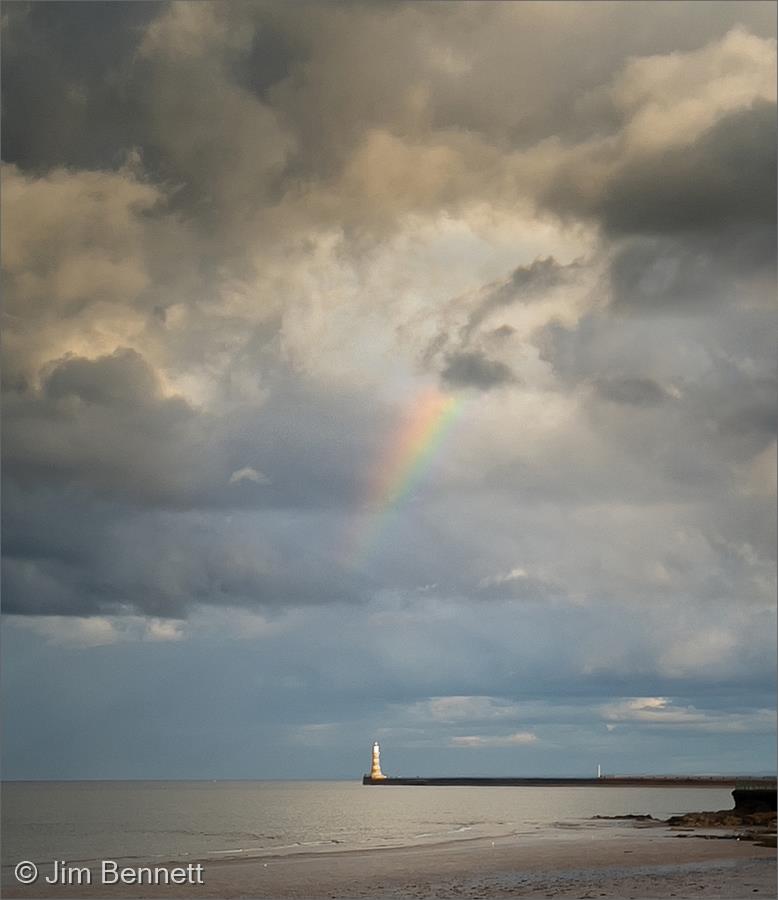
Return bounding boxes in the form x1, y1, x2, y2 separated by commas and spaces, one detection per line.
733, 788, 777, 814
666, 810, 776, 828
592, 814, 656, 820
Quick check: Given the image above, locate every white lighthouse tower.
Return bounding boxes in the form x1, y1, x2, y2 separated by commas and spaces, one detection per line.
369, 741, 387, 780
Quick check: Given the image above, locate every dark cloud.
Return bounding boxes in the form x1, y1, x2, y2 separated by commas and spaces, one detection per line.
1, 2, 163, 171
230, 14, 309, 102
3, 349, 201, 507
707, 375, 778, 457
594, 377, 669, 407
542, 99, 777, 312
608, 222, 776, 310
43, 348, 162, 407
423, 256, 578, 390
440, 350, 515, 390
459, 257, 572, 342
2, 348, 392, 512
606, 102, 775, 235
543, 101, 777, 238
1, 482, 374, 618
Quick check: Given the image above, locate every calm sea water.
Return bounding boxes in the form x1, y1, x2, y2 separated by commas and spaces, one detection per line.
1, 781, 734, 869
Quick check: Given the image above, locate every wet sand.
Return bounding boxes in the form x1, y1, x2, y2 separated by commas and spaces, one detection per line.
4, 821, 776, 899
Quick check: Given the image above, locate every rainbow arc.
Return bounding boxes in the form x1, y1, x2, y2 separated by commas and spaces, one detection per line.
345, 387, 464, 569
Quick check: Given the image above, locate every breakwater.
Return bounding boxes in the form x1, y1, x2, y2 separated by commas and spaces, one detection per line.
363, 775, 777, 788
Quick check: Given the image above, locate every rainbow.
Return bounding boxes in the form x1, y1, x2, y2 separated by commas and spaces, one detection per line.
346, 387, 464, 568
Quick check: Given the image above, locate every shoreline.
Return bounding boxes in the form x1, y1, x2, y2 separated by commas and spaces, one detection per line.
4, 821, 775, 899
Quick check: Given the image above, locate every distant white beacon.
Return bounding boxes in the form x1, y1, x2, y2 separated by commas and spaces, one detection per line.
370, 741, 387, 779
597, 764, 602, 779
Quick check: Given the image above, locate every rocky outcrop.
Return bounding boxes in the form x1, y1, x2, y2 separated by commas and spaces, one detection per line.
666, 809, 775, 829
666, 788, 776, 828
732, 788, 776, 813
594, 788, 777, 847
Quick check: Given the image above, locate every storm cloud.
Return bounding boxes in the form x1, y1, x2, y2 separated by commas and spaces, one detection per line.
1, 1, 775, 778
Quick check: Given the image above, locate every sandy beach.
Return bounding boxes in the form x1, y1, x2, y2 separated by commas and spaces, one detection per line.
4, 821, 775, 899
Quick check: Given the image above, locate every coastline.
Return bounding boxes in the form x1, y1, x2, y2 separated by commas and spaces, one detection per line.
4, 821, 775, 899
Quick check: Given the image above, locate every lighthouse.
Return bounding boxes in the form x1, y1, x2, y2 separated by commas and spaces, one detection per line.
369, 741, 387, 779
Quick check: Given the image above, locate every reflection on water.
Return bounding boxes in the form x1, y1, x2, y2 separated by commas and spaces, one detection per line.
1, 781, 734, 868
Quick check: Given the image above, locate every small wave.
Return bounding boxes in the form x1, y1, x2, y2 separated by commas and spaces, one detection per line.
128, 829, 269, 841
209, 848, 265, 856
208, 838, 344, 858
414, 824, 474, 839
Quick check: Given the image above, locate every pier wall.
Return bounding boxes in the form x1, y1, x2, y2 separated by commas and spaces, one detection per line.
363, 775, 777, 788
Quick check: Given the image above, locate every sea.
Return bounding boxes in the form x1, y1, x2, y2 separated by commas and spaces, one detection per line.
2, 781, 734, 871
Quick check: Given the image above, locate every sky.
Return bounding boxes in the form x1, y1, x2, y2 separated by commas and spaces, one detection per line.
1, 1, 776, 780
